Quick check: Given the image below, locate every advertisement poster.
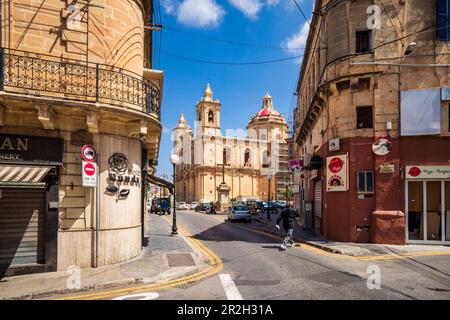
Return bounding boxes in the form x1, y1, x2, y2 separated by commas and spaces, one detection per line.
326, 154, 348, 192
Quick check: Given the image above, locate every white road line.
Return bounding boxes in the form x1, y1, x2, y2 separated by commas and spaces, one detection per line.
219, 274, 243, 300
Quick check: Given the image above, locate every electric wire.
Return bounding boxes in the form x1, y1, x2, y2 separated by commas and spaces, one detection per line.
163, 25, 310, 51
159, 50, 304, 65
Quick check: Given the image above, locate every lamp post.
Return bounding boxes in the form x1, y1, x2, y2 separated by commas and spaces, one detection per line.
267, 175, 272, 220
170, 153, 180, 235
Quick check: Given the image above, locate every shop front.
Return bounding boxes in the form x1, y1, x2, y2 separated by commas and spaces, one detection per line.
405, 166, 450, 244
0, 133, 62, 276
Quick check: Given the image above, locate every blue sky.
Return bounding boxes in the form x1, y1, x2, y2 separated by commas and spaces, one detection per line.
155, 0, 313, 178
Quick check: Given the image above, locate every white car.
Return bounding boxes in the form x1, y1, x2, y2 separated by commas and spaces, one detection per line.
176, 202, 189, 210
190, 201, 199, 210
228, 204, 251, 222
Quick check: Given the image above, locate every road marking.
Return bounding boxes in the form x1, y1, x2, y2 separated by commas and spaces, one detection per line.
111, 292, 159, 300
219, 274, 243, 300
194, 211, 450, 262
55, 217, 223, 300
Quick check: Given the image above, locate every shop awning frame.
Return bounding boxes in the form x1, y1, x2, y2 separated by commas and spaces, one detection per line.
147, 174, 174, 194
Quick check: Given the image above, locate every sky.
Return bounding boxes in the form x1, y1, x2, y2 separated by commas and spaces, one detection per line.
154, 0, 313, 178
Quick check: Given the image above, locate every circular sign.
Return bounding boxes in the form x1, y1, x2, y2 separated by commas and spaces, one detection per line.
328, 157, 344, 174
372, 139, 391, 156
84, 163, 96, 176
309, 155, 324, 170
408, 166, 421, 177
81, 145, 97, 162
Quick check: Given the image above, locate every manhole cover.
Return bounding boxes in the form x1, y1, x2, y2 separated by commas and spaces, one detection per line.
167, 253, 195, 267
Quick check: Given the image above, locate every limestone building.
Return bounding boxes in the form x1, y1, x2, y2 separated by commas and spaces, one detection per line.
0, 0, 163, 276
293, 0, 450, 245
173, 84, 289, 205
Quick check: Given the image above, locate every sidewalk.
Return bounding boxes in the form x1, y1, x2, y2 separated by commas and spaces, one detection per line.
0, 214, 207, 300
251, 211, 450, 257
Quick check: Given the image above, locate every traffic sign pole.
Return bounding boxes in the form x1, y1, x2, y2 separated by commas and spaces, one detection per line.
95, 151, 100, 268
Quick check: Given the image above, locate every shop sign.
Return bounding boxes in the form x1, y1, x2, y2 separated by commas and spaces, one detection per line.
0, 133, 63, 165
406, 166, 450, 179
289, 159, 303, 171
82, 161, 97, 187
293, 185, 300, 193
309, 155, 324, 170
380, 163, 395, 173
326, 154, 348, 192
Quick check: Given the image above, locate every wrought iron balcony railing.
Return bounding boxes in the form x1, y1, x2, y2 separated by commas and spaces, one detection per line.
0, 48, 161, 119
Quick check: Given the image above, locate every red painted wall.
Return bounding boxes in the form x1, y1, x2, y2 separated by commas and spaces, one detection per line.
312, 135, 450, 244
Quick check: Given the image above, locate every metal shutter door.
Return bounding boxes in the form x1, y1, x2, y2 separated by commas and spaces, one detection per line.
0, 188, 46, 267
314, 180, 322, 218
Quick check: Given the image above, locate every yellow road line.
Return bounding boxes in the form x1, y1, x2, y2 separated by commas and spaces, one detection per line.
197, 211, 450, 262
55, 217, 223, 300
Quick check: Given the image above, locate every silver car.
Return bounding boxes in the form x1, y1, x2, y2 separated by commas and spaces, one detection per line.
228, 204, 251, 222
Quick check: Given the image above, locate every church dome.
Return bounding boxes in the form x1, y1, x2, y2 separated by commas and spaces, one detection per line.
251, 92, 284, 120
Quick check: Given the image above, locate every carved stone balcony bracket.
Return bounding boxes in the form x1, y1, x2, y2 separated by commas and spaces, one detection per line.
129, 120, 148, 142
86, 110, 99, 134
35, 104, 55, 130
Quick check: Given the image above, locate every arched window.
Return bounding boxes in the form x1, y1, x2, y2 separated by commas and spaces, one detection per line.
244, 148, 251, 166
208, 110, 214, 124
262, 149, 271, 168
223, 147, 231, 165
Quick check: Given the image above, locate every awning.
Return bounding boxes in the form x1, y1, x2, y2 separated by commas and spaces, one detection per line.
147, 174, 174, 194
0, 165, 51, 184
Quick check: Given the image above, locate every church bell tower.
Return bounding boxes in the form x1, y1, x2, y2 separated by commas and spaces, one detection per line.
195, 83, 221, 137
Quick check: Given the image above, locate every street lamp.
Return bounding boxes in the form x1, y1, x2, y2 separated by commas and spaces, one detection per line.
170, 153, 180, 235
267, 175, 272, 220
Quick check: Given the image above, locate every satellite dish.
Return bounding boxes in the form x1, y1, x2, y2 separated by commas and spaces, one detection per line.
372, 138, 392, 156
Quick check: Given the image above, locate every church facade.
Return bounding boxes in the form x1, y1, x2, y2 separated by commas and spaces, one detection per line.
173, 84, 289, 205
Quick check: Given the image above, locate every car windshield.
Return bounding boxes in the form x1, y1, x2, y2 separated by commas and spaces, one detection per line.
233, 205, 248, 211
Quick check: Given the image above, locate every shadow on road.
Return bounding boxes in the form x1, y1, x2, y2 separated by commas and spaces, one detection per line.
191, 219, 280, 244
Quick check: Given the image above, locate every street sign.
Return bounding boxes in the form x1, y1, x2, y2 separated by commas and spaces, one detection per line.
82, 161, 97, 187
81, 145, 97, 162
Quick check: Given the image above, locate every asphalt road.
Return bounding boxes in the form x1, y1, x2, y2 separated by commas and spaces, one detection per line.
55, 210, 450, 300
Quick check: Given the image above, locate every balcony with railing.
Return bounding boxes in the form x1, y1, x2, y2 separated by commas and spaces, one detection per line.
0, 48, 161, 120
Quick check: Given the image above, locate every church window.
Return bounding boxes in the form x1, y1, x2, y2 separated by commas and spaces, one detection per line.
262, 150, 271, 168
244, 149, 251, 166
223, 147, 231, 165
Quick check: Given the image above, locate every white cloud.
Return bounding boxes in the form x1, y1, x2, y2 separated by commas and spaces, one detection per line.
266, 0, 280, 6
282, 21, 310, 55
161, 0, 226, 28
160, 0, 177, 14
228, 0, 262, 19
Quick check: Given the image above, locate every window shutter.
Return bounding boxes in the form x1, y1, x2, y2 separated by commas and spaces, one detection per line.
436, 0, 449, 41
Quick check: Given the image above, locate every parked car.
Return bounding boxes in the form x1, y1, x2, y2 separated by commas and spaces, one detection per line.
195, 202, 211, 212
255, 201, 265, 211
189, 201, 199, 210
176, 201, 189, 210
228, 204, 251, 222
150, 197, 171, 215
276, 200, 288, 208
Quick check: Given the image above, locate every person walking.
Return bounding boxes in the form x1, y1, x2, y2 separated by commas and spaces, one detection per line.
275, 204, 300, 251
